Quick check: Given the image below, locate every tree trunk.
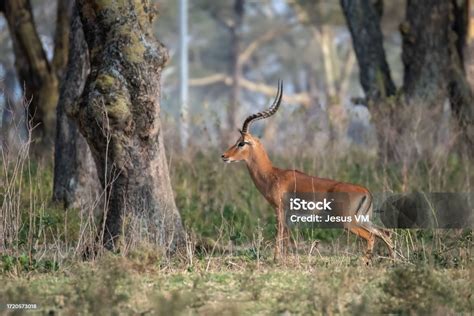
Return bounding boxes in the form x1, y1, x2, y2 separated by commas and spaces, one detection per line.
74, 0, 185, 251
228, 0, 244, 132
53, 0, 73, 80
53, 7, 101, 209
402, 0, 474, 150
1, 0, 59, 155
465, 0, 474, 87
1, 67, 27, 157
401, 0, 452, 104
340, 0, 396, 101
341, 0, 397, 161
449, 0, 474, 152
320, 25, 337, 100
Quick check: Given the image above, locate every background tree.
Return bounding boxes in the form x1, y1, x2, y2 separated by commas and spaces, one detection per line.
0, 0, 99, 209
465, 1, 474, 87
53, 7, 100, 209
341, 0, 474, 158
228, 0, 245, 135
186, 0, 313, 147
340, 0, 396, 101
0, 0, 70, 155
340, 0, 400, 160
447, 0, 474, 153
401, 0, 473, 152
74, 0, 185, 250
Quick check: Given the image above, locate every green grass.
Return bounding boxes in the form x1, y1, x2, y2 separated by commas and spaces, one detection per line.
0, 254, 472, 315
0, 150, 472, 315
172, 150, 471, 243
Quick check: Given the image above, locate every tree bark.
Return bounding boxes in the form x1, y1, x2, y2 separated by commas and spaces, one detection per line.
449, 0, 474, 152
341, 0, 397, 161
340, 0, 396, 101
401, 0, 452, 104
1, 0, 59, 155
402, 0, 474, 150
53, 0, 73, 80
74, 0, 185, 251
53, 7, 101, 209
465, 0, 474, 87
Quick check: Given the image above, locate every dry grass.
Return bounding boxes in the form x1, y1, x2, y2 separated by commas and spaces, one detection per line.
0, 101, 473, 315
0, 252, 472, 315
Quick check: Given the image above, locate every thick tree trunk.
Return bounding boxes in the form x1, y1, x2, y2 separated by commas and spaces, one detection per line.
449, 0, 474, 152
53, 8, 101, 209
1, 0, 59, 155
401, 0, 452, 104
402, 0, 474, 150
340, 0, 396, 101
341, 0, 397, 161
74, 0, 185, 251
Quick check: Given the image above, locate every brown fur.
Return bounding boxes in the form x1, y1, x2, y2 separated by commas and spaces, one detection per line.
222, 133, 394, 262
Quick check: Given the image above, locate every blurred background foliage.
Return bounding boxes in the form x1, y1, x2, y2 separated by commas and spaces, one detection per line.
0, 0, 472, 258
0, 3, 472, 314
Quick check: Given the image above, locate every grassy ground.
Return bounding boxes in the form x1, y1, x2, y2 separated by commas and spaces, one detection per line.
1, 251, 472, 315
0, 150, 473, 315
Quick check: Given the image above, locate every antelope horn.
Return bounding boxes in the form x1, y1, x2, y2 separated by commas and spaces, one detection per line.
241, 80, 283, 134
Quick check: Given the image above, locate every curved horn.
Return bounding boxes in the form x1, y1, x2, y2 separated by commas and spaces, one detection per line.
241, 80, 283, 134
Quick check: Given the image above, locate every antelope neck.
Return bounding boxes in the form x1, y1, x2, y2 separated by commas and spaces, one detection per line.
245, 144, 274, 186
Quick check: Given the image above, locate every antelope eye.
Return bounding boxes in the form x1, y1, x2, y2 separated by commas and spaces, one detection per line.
238, 141, 246, 147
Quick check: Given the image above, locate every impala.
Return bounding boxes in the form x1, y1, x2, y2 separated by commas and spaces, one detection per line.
221, 81, 394, 262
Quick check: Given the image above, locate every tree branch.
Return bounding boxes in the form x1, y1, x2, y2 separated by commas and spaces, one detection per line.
190, 73, 311, 106
189, 73, 227, 86
238, 27, 288, 66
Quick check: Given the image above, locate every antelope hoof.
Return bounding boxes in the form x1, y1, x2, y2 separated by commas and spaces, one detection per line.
363, 251, 373, 266
363, 255, 373, 266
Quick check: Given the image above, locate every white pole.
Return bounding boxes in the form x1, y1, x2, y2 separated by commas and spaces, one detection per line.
179, 0, 189, 150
